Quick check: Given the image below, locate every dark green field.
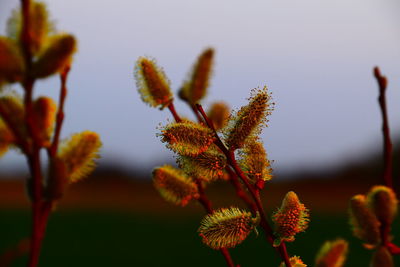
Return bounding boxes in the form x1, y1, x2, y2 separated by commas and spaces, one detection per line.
0, 210, 393, 266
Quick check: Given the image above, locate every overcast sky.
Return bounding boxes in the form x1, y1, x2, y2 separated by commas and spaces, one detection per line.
0, 0, 399, 176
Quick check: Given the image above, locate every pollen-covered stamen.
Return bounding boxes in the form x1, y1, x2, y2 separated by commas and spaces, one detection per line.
366, 185, 398, 225
198, 207, 259, 249
177, 145, 227, 182
179, 48, 214, 105
134, 57, 173, 109
238, 138, 272, 184
224, 87, 273, 150
348, 194, 381, 246
207, 102, 230, 130
315, 239, 348, 267
159, 121, 215, 157
152, 165, 199, 207
272, 191, 309, 246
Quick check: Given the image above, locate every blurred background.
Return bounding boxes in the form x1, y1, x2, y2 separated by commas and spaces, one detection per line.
0, 0, 399, 266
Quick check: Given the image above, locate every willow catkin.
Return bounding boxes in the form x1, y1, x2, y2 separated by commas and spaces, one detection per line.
135, 57, 173, 109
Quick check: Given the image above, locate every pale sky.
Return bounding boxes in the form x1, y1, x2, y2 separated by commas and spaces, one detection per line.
0, 0, 399, 176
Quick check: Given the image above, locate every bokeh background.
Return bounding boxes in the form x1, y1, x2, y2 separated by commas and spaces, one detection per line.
0, 0, 399, 266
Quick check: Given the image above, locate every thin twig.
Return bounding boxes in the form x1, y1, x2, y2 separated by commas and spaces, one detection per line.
226, 167, 258, 212
167, 102, 181, 122
49, 66, 71, 157
374, 66, 393, 189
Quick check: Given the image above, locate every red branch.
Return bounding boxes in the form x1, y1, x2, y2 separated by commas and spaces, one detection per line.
196, 104, 292, 267
374, 67, 393, 188
49, 66, 70, 157
166, 102, 237, 267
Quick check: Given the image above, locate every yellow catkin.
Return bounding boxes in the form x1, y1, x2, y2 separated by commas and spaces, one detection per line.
58, 131, 101, 182
238, 138, 273, 184
370, 246, 394, 267
224, 87, 274, 150
177, 145, 227, 182
159, 121, 215, 157
272, 191, 309, 246
315, 239, 348, 267
207, 102, 230, 130
134, 57, 173, 109
348, 194, 381, 246
198, 207, 259, 249
152, 165, 199, 207
0, 93, 26, 144
0, 119, 14, 157
179, 48, 214, 105
6, 1, 53, 54
32, 34, 77, 78
279, 256, 307, 267
0, 37, 25, 83
33, 96, 57, 146
366, 185, 398, 225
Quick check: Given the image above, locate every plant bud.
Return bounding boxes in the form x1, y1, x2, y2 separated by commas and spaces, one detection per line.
0, 37, 25, 83
134, 57, 173, 109
179, 48, 214, 105
198, 207, 259, 249
370, 246, 394, 267
152, 165, 199, 206
348, 194, 381, 246
238, 138, 273, 184
33, 96, 56, 146
315, 239, 348, 267
59, 131, 101, 182
45, 157, 69, 201
159, 121, 215, 157
272, 191, 309, 247
207, 102, 230, 130
279, 256, 307, 267
366, 185, 398, 225
224, 87, 273, 150
32, 34, 76, 78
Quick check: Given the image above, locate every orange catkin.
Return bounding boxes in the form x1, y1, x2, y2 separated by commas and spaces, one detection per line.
135, 57, 173, 109
152, 165, 199, 206
348, 194, 381, 246
207, 102, 230, 130
198, 207, 259, 249
315, 239, 348, 267
272, 191, 309, 246
179, 48, 214, 105
224, 87, 273, 150
159, 121, 215, 157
